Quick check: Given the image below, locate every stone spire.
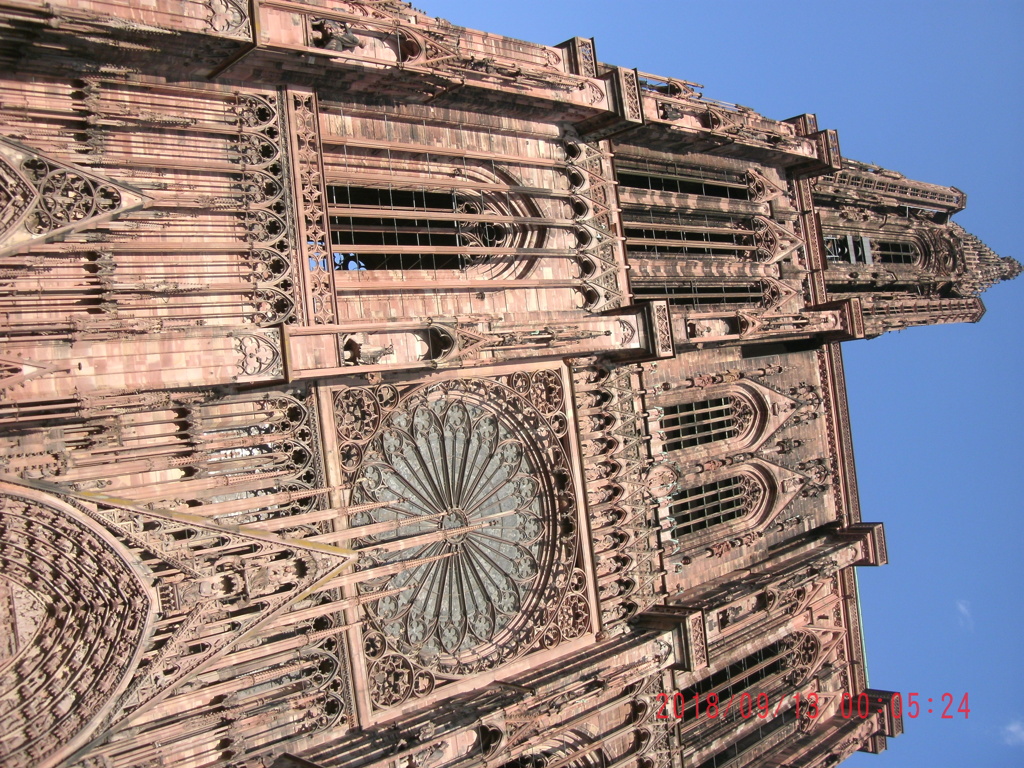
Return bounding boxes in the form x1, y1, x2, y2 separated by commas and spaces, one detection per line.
952, 223, 1022, 296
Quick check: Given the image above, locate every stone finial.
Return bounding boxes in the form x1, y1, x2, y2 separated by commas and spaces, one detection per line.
954, 224, 1021, 296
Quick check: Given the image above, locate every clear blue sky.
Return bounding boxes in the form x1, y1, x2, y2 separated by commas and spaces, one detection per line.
425, 2, 1024, 765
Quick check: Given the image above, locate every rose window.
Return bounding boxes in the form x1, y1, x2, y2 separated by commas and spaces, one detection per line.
350, 377, 585, 681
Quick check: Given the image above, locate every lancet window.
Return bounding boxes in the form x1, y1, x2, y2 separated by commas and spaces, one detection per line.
668, 474, 764, 537
678, 637, 795, 723
634, 281, 770, 309
616, 160, 749, 200
692, 709, 797, 768
327, 184, 503, 270
823, 234, 866, 264
188, 392, 320, 518
660, 396, 753, 452
623, 211, 755, 258
824, 234, 921, 265
682, 633, 817, 766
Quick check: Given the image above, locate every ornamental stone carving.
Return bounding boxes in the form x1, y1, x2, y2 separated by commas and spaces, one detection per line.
339, 374, 588, 707
0, 138, 148, 258
228, 93, 302, 325
0, 484, 153, 768
233, 330, 284, 379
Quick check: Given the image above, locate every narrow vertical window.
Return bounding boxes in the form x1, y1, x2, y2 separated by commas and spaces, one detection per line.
327, 185, 478, 270
692, 709, 797, 768
615, 160, 750, 200
823, 234, 869, 264
669, 474, 763, 537
662, 398, 734, 451
678, 637, 795, 723
634, 282, 768, 309
622, 212, 756, 259
872, 240, 919, 264
660, 396, 755, 452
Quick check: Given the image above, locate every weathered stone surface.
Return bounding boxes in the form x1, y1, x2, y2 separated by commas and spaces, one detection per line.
0, 2, 1012, 767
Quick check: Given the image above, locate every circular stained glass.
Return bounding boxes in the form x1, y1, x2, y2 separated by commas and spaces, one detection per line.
352, 378, 576, 675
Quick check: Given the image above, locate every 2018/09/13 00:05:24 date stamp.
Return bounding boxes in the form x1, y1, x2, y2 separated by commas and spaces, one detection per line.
654, 692, 970, 721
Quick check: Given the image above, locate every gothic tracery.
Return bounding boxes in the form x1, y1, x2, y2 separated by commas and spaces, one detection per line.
336, 374, 589, 708
0, 1, 1011, 766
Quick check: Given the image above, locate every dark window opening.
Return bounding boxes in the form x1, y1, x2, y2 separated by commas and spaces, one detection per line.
635, 282, 765, 308
740, 338, 820, 358
328, 248, 465, 272
669, 476, 752, 537
624, 225, 751, 257
416, 328, 454, 360
824, 281, 908, 294
327, 185, 454, 210
661, 398, 737, 452
693, 709, 797, 768
617, 172, 749, 200
678, 639, 792, 723
479, 222, 507, 247
326, 185, 486, 271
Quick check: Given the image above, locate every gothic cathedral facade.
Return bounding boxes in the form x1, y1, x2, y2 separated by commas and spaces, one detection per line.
0, 2, 1017, 768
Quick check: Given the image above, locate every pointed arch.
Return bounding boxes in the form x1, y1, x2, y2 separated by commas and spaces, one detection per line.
0, 482, 155, 768
823, 231, 923, 266
0, 137, 150, 258
657, 384, 768, 455
675, 632, 803, 725
325, 152, 550, 281
666, 465, 774, 540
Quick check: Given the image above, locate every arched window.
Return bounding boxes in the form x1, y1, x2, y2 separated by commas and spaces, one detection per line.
623, 211, 755, 258
616, 160, 750, 201
634, 281, 770, 309
327, 185, 467, 270
824, 233, 920, 265
325, 184, 527, 272
872, 239, 920, 264
660, 396, 755, 452
413, 328, 454, 361
680, 632, 818, 766
692, 709, 797, 768
623, 213, 789, 264
669, 474, 764, 538
677, 636, 796, 723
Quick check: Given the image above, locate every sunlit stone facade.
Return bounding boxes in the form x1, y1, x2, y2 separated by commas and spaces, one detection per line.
0, 2, 1017, 767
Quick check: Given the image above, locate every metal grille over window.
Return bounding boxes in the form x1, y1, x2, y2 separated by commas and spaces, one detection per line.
669, 475, 762, 537
661, 397, 747, 452
824, 234, 920, 265
616, 160, 750, 200
678, 637, 794, 725
634, 282, 768, 308
624, 211, 754, 258
327, 185, 507, 271
693, 709, 797, 768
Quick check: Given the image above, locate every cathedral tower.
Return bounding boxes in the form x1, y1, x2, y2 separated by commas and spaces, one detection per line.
0, 3, 1014, 768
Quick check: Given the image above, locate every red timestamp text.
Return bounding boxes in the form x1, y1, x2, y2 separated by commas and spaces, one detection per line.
860, 692, 970, 720
654, 692, 822, 721
653, 691, 970, 721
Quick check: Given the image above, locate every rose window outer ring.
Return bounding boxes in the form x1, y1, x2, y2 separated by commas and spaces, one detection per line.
350, 377, 578, 677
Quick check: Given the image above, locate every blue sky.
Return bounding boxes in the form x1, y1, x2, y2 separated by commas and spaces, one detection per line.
425, 2, 1024, 765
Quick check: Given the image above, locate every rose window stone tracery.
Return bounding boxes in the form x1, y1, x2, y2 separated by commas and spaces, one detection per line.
347, 376, 584, 692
